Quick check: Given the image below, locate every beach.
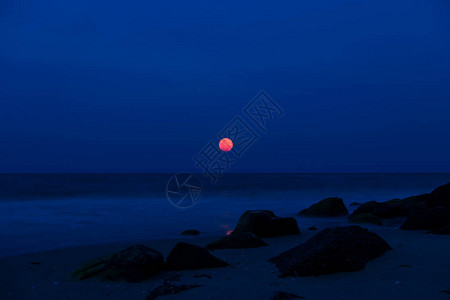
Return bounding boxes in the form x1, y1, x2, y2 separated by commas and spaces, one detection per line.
1, 220, 449, 300
1, 174, 449, 299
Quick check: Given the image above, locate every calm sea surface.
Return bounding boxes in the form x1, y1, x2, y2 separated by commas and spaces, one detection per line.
0, 173, 449, 257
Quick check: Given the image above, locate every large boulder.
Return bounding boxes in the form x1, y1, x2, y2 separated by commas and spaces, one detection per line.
232, 210, 300, 237
350, 194, 430, 219
205, 232, 268, 250
268, 226, 391, 277
428, 182, 450, 210
348, 213, 382, 225
71, 245, 164, 282
400, 207, 450, 231
297, 197, 348, 217
165, 242, 229, 270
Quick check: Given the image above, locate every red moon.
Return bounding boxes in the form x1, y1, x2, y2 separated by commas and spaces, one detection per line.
219, 138, 233, 152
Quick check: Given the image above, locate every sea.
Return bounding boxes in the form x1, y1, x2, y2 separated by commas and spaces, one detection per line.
0, 173, 449, 257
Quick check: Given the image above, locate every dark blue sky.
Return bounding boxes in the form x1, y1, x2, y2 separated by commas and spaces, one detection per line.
1, 0, 449, 172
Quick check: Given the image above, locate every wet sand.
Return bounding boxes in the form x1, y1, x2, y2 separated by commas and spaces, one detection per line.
0, 220, 449, 300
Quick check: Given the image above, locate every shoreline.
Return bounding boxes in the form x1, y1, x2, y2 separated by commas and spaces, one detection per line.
1, 221, 449, 300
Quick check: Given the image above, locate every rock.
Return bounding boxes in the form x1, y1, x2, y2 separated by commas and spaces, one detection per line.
72, 245, 164, 282
350, 200, 401, 219
348, 213, 382, 225
429, 224, 450, 235
165, 242, 229, 270
72, 256, 112, 281
349, 195, 429, 219
232, 210, 300, 237
400, 194, 431, 214
268, 226, 391, 277
429, 182, 450, 210
271, 291, 305, 299
146, 281, 202, 300
298, 197, 349, 217
205, 232, 268, 250
349, 202, 361, 206
308, 226, 318, 231
181, 229, 200, 236
400, 207, 450, 231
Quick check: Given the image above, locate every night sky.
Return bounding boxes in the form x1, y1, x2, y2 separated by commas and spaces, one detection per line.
1, 0, 449, 172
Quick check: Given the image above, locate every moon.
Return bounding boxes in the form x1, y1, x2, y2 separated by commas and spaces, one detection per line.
219, 138, 233, 152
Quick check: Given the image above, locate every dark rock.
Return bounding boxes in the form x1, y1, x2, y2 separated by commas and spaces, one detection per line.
350, 200, 401, 219
429, 224, 450, 235
348, 213, 382, 225
181, 229, 200, 236
308, 226, 318, 231
271, 291, 305, 300
232, 210, 300, 237
146, 281, 202, 300
268, 226, 391, 277
429, 182, 450, 210
441, 290, 450, 295
165, 242, 229, 270
400, 194, 431, 214
205, 232, 268, 250
400, 207, 450, 231
72, 245, 164, 282
298, 197, 349, 217
350, 195, 430, 219
349, 202, 361, 206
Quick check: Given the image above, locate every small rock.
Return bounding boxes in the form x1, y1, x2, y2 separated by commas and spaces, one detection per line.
441, 290, 450, 294
349, 202, 361, 206
307, 226, 318, 231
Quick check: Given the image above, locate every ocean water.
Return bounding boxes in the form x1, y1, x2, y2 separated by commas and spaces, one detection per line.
0, 173, 449, 257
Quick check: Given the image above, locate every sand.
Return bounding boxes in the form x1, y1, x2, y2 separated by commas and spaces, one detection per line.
0, 222, 449, 300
